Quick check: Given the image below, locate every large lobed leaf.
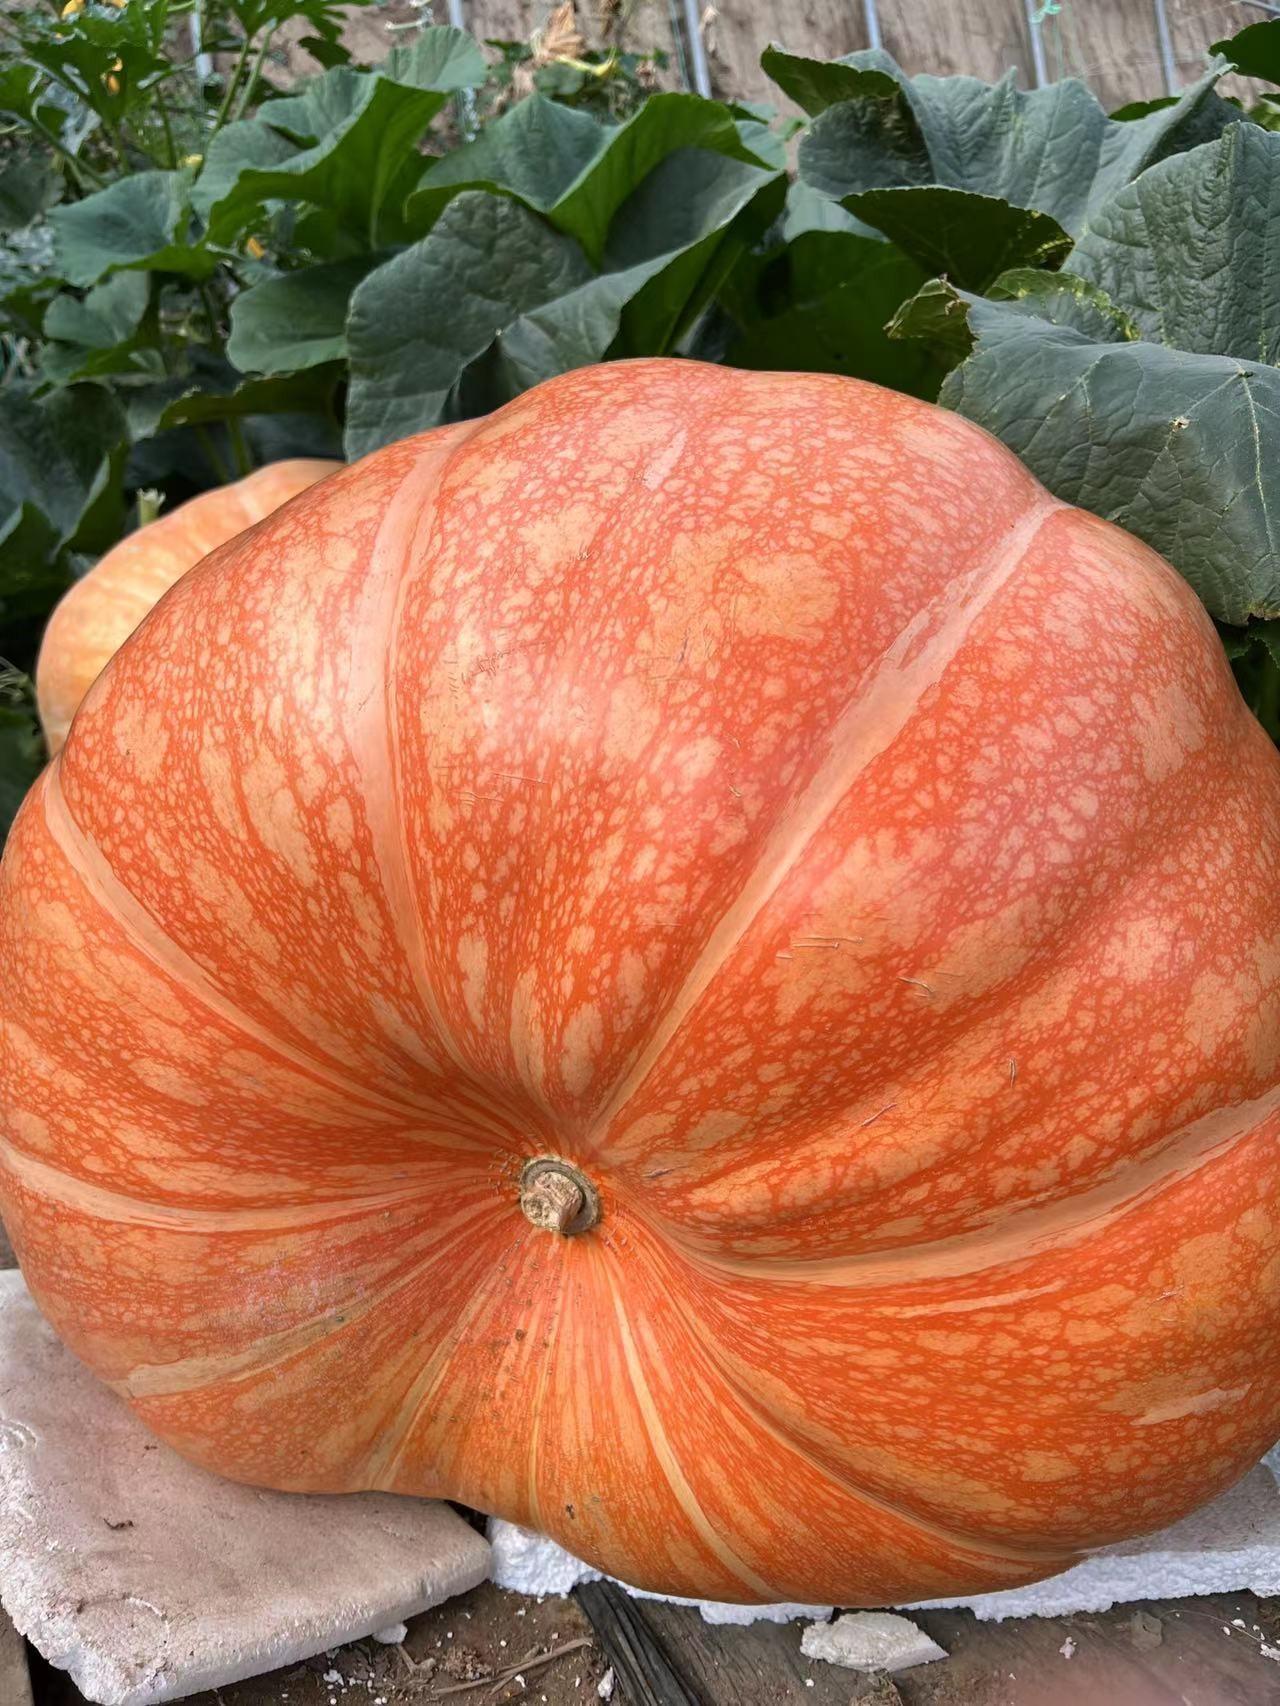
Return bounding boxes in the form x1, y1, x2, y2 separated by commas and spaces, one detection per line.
50, 170, 214, 288
768, 45, 1235, 290
892, 125, 1280, 627
344, 111, 784, 457
194, 27, 486, 247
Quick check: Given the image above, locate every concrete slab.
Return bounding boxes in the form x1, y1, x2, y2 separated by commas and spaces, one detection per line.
0, 1270, 490, 1705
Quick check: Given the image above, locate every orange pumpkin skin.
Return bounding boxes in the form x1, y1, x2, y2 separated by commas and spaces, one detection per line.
3, 360, 1279, 1608
35, 459, 339, 753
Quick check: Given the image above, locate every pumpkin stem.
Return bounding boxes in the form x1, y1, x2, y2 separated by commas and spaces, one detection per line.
519, 1159, 599, 1236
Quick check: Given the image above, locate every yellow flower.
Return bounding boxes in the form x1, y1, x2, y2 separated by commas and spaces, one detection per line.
59, 0, 84, 17
181, 153, 203, 169
245, 236, 266, 259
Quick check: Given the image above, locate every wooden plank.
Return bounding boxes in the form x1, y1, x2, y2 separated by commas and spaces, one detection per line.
573, 1581, 706, 1704
875, 0, 1031, 85
702, 1, 866, 107
632, 1599, 859, 1704
1166, 0, 1266, 106
591, 1589, 1280, 1706
1036, 0, 1167, 110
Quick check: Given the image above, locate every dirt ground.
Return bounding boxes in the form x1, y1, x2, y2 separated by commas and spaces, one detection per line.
26, 1580, 1280, 1706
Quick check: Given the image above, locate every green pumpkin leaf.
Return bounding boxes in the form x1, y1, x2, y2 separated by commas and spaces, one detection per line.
760, 45, 900, 116
838, 186, 1071, 291
890, 270, 1138, 359
0, 385, 125, 628
923, 292, 1280, 625
796, 50, 1234, 240
0, 386, 124, 559
228, 257, 380, 374
195, 29, 484, 247
405, 95, 609, 229
723, 228, 942, 397
344, 192, 594, 456
1211, 18, 1280, 84
0, 157, 61, 233
144, 368, 342, 433
1068, 125, 1280, 360
49, 171, 212, 288
41, 270, 156, 384
404, 91, 774, 263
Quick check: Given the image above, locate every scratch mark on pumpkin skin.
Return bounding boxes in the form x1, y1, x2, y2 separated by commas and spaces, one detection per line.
662, 1086, 1280, 1286
587, 498, 1063, 1145
1132, 1386, 1252, 1426
115, 1200, 493, 1398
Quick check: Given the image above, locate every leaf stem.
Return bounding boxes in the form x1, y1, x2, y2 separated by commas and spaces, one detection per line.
196, 279, 222, 344
1257, 658, 1280, 741
232, 29, 277, 123
195, 423, 233, 483
226, 415, 253, 477
34, 123, 107, 191
211, 33, 255, 135
154, 84, 178, 168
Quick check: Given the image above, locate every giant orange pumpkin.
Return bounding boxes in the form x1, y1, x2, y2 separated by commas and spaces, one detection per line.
36, 459, 339, 753
3, 360, 1279, 1607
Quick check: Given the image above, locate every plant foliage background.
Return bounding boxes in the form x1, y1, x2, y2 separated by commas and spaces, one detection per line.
2, 0, 1280, 834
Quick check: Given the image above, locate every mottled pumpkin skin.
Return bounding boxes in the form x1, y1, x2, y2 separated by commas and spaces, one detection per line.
36, 459, 339, 753
3, 361, 1280, 1607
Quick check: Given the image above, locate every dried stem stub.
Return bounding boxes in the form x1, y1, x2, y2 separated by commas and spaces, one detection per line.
519, 1158, 600, 1236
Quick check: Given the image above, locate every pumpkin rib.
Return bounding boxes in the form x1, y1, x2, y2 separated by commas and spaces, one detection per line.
356, 420, 495, 1090
658, 1277, 1076, 1570
520, 1235, 573, 1540
0, 1141, 428, 1232
651, 772, 1261, 1249
602, 1256, 781, 1600
38, 766, 507, 1138
364, 1223, 547, 1487
588, 493, 1064, 1143
664, 1083, 1280, 1288
598, 510, 1272, 1258
37, 459, 339, 754
116, 1195, 496, 1401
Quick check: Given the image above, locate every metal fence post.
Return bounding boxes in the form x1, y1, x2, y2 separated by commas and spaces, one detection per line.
863, 0, 882, 52
1152, 0, 1178, 95
681, 0, 713, 97
1023, 0, 1048, 87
